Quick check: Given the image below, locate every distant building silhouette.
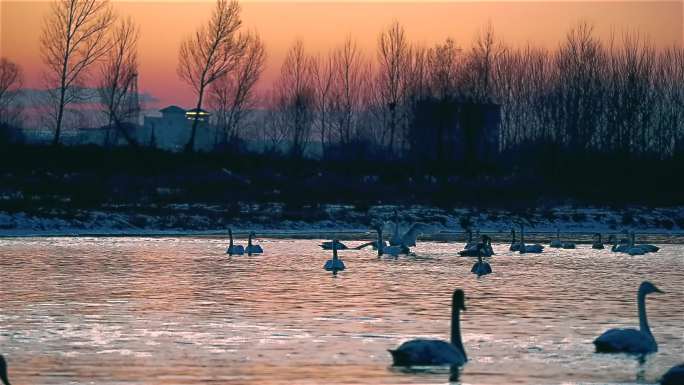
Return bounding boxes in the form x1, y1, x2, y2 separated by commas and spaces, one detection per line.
142, 105, 213, 151
408, 97, 500, 169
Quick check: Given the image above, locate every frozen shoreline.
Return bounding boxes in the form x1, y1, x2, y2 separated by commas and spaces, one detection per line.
2, 204, 684, 239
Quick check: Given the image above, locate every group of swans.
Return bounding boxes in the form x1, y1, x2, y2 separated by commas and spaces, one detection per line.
508, 228, 659, 255
388, 282, 680, 385
225, 229, 263, 256
610, 232, 660, 256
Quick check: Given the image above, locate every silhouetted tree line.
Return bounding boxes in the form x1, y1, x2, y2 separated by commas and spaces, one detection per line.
2, 0, 684, 195
260, 21, 684, 170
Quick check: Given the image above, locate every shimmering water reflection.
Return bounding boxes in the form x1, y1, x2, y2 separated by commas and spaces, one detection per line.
0, 237, 682, 384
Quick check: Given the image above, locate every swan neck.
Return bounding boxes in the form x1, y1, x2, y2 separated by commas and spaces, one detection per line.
520, 226, 525, 244
637, 289, 652, 337
451, 306, 466, 360
229, 230, 234, 246
377, 229, 384, 255
248, 234, 253, 246
0, 358, 8, 385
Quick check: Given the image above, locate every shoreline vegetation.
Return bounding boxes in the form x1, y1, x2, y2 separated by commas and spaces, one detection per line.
1, 145, 684, 238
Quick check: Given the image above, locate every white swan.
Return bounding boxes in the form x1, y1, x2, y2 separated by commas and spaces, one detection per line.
324, 239, 346, 272
471, 255, 492, 276
376, 226, 403, 257
459, 235, 493, 257
612, 233, 648, 255
660, 363, 684, 385
593, 281, 664, 354
389, 289, 468, 366
226, 228, 244, 255
550, 229, 575, 249
463, 229, 477, 250
320, 240, 348, 250
592, 233, 605, 249
518, 225, 544, 254
611, 236, 631, 253
245, 232, 263, 255
509, 228, 522, 252
549, 228, 562, 248
631, 232, 659, 253
0, 355, 9, 385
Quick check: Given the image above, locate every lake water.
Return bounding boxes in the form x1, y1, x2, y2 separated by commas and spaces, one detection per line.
1, 237, 682, 385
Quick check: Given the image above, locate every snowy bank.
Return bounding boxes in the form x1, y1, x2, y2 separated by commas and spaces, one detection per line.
1, 204, 684, 240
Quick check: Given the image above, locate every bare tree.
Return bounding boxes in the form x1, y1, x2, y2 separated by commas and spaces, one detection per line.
312, 51, 335, 153
555, 22, 606, 151
41, 0, 115, 145
98, 16, 140, 147
376, 21, 409, 153
274, 40, 315, 158
427, 38, 460, 99
177, 0, 249, 152
208, 32, 265, 147
464, 22, 504, 101
330, 37, 368, 145
0, 57, 23, 126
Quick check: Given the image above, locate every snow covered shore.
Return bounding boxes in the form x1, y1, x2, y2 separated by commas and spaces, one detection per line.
1, 204, 684, 239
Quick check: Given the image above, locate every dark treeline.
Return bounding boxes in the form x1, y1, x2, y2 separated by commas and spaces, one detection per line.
0, 144, 681, 212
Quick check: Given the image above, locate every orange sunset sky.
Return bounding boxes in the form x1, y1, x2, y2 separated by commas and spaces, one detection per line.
1, 1, 683, 109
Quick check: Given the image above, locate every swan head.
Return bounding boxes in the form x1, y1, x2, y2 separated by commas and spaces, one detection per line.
452, 289, 466, 311
640, 281, 664, 296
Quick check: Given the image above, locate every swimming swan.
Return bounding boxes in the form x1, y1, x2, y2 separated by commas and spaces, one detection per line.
324, 240, 346, 272
631, 233, 659, 253
518, 225, 544, 254
660, 363, 684, 385
471, 255, 492, 276
592, 233, 605, 249
389, 289, 468, 366
376, 226, 404, 257
550, 229, 575, 249
464, 229, 477, 250
226, 228, 244, 255
509, 228, 522, 252
0, 355, 9, 385
593, 281, 664, 354
459, 235, 494, 257
245, 232, 264, 255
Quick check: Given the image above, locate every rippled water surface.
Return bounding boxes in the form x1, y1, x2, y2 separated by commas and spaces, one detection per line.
1, 237, 682, 385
